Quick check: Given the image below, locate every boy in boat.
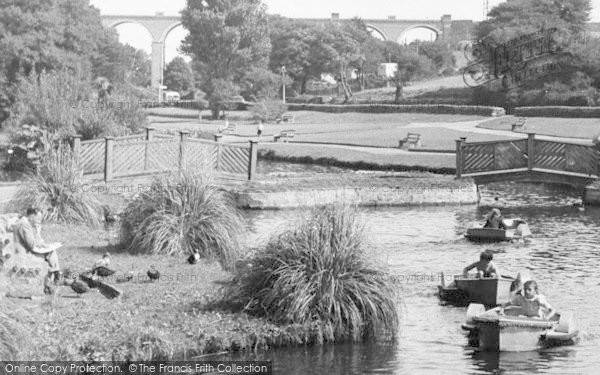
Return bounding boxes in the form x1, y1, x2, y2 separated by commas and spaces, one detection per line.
499, 280, 556, 319
483, 208, 507, 230
463, 250, 499, 278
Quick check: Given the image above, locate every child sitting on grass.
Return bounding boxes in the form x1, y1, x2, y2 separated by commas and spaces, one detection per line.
463, 250, 499, 278
499, 280, 556, 319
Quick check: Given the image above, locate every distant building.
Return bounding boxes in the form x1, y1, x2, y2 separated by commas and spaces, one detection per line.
162, 91, 180, 102
377, 63, 398, 78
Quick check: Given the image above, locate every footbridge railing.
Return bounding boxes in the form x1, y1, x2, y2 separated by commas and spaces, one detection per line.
456, 134, 599, 183
74, 128, 258, 182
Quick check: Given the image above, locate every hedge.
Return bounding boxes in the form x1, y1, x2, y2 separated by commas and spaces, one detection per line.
514, 106, 600, 118
287, 97, 473, 106
286, 103, 505, 117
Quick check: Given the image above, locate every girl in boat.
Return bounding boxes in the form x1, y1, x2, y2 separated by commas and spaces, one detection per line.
483, 208, 507, 230
463, 250, 499, 278
499, 280, 556, 319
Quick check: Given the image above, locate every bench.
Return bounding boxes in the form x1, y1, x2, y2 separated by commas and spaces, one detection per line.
398, 133, 422, 149
221, 123, 237, 135
511, 117, 527, 132
276, 114, 295, 124
274, 129, 296, 142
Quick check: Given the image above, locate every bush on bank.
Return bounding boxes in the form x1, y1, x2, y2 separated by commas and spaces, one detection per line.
227, 204, 400, 342
514, 106, 600, 118
9, 142, 103, 226
119, 171, 243, 269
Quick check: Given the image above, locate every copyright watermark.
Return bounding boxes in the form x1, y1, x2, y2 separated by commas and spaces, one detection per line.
362, 184, 474, 194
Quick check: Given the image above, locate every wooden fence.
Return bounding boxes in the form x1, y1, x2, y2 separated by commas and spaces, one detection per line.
74, 128, 257, 181
456, 133, 599, 179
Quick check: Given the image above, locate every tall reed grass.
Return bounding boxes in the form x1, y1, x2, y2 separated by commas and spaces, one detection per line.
229, 204, 400, 342
9, 142, 102, 226
120, 171, 243, 269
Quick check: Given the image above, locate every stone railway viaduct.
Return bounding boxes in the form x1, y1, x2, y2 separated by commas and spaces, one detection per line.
101, 13, 600, 91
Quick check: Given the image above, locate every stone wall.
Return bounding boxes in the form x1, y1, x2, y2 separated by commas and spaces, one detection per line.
234, 180, 479, 209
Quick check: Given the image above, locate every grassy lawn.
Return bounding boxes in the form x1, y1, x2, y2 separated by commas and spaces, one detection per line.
3, 220, 334, 360
353, 75, 469, 101
289, 126, 519, 150
1, 224, 229, 359
259, 143, 456, 171
480, 116, 600, 139
148, 111, 489, 148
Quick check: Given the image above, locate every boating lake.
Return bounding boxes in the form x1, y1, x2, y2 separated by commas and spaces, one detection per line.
230, 179, 600, 374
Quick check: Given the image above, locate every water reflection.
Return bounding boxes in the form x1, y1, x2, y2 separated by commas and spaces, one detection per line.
239, 181, 600, 374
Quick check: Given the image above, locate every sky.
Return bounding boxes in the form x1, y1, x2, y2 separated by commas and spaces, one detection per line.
89, 0, 600, 62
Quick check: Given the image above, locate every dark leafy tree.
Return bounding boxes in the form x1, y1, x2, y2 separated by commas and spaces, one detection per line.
163, 57, 194, 94
181, 0, 271, 117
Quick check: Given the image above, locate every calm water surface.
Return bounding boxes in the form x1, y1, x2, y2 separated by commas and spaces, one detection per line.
234, 181, 600, 374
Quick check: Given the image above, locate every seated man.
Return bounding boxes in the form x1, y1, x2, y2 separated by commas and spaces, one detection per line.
463, 250, 499, 278
483, 208, 507, 230
12, 207, 61, 284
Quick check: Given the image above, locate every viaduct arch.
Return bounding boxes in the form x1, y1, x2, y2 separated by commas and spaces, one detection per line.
101, 14, 182, 92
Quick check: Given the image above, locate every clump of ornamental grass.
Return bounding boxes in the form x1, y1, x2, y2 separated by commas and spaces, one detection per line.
9, 141, 102, 226
228, 204, 400, 342
120, 171, 243, 269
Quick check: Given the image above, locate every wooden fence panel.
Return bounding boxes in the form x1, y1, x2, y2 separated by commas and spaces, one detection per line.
564, 144, 598, 175
534, 140, 566, 171
146, 139, 180, 172
186, 139, 218, 171
218, 145, 250, 174
463, 143, 495, 173
112, 141, 146, 176
80, 140, 104, 175
494, 140, 528, 170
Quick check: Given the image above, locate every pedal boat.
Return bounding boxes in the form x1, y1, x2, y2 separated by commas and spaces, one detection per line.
465, 218, 531, 242
461, 303, 578, 351
438, 274, 515, 306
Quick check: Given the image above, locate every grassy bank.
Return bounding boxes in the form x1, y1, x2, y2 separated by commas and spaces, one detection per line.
258, 144, 456, 173
479, 116, 600, 139
1, 222, 396, 361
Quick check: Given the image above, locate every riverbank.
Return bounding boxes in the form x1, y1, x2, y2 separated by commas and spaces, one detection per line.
234, 171, 478, 209
0, 222, 372, 361
0, 169, 478, 213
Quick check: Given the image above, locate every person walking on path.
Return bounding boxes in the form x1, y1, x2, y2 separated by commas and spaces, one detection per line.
257, 121, 264, 140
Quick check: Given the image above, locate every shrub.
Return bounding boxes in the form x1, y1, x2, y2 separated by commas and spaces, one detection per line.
228, 204, 400, 342
7, 69, 147, 142
9, 142, 102, 226
119, 171, 243, 269
249, 100, 288, 122
286, 103, 504, 116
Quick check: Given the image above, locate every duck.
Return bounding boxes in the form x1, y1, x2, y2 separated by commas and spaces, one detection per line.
187, 252, 200, 265
103, 206, 119, 228
70, 277, 90, 297
147, 266, 160, 282
92, 266, 116, 277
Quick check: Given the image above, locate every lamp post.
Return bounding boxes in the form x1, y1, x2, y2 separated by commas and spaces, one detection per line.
280, 65, 286, 103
